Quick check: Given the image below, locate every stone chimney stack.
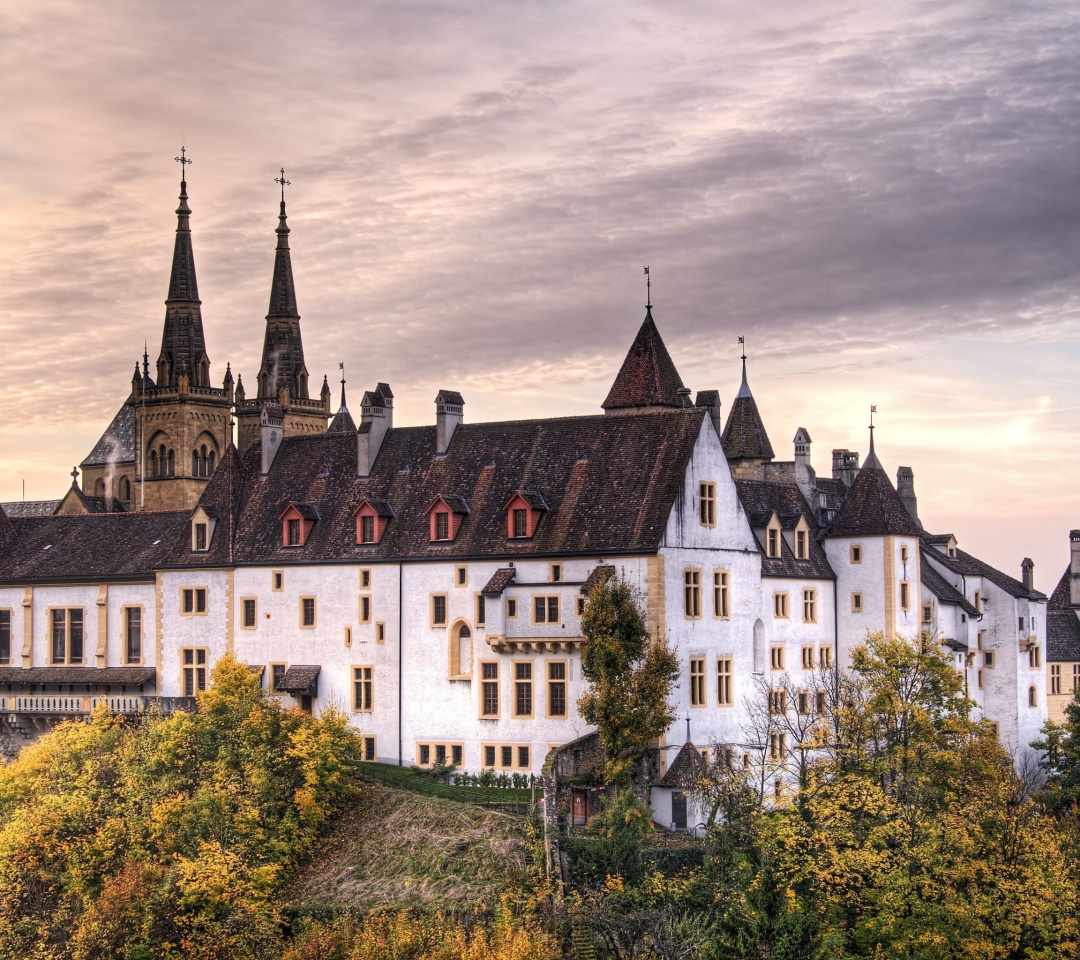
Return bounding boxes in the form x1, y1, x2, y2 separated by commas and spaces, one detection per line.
832, 449, 860, 488
435, 390, 464, 455
1071, 531, 1080, 606
793, 428, 816, 506
1022, 557, 1034, 593
896, 466, 920, 528
695, 390, 723, 440
260, 402, 284, 477
357, 385, 393, 478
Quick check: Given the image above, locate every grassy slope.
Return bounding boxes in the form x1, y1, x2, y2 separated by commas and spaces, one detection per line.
285, 782, 527, 912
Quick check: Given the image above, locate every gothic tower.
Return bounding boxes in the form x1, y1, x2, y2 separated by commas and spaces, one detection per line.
236, 184, 330, 454
132, 164, 233, 511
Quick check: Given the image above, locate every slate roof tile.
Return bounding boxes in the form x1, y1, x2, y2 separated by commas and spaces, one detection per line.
825, 467, 922, 539
581, 564, 616, 595
1047, 566, 1080, 662
920, 554, 980, 617
602, 309, 689, 410
0, 667, 156, 685
658, 741, 706, 788
924, 541, 1045, 601
0, 500, 61, 519
81, 400, 136, 466
482, 567, 517, 595
733, 480, 835, 580
277, 665, 321, 692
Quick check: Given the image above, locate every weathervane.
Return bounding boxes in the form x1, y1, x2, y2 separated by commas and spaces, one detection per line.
339, 360, 345, 391
870, 404, 877, 433
175, 146, 192, 178
643, 266, 651, 308
738, 335, 746, 362
275, 167, 290, 202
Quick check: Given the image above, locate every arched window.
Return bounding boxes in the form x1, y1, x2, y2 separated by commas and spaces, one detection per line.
94, 478, 106, 497
149, 450, 158, 478
192, 450, 200, 476
1029, 685, 1038, 707
200, 444, 208, 477
167, 450, 175, 477
449, 621, 472, 679
119, 476, 131, 501
208, 450, 216, 472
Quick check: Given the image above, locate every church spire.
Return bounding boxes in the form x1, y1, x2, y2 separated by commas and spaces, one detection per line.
256, 170, 310, 401
157, 149, 211, 388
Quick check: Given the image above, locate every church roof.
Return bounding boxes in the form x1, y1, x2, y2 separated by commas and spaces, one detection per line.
1048, 566, 1080, 662
825, 456, 922, 539
81, 400, 136, 466
0, 511, 188, 583
734, 480, 835, 580
0, 500, 61, 518
721, 361, 774, 461
602, 308, 690, 411
164, 407, 706, 567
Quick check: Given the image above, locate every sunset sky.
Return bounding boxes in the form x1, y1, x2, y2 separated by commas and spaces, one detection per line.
3, 0, 1079, 591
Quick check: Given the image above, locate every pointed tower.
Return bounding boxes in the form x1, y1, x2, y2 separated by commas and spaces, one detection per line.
327, 369, 357, 433
235, 177, 329, 453
721, 349, 775, 479
130, 155, 232, 510
603, 307, 692, 414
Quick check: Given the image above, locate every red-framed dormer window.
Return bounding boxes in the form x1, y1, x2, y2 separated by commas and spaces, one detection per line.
353, 498, 394, 545
503, 491, 548, 540
427, 495, 469, 543
280, 503, 318, 548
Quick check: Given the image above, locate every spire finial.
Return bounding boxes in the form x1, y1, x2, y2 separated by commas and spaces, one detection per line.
70, 466, 79, 487
339, 361, 347, 409
643, 266, 651, 309
143, 341, 149, 380
175, 146, 191, 182
864, 404, 882, 469
275, 167, 290, 203
738, 336, 747, 383
870, 404, 877, 434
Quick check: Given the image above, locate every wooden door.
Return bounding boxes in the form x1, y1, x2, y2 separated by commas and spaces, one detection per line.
572, 789, 587, 826
672, 791, 687, 830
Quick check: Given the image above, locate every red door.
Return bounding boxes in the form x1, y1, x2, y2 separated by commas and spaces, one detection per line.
572, 790, 587, 826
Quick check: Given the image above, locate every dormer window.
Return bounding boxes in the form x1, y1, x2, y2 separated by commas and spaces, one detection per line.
353, 498, 394, 546
195, 523, 207, 551
765, 515, 782, 559
427, 495, 470, 543
794, 516, 810, 560
504, 491, 548, 540
279, 503, 319, 548
190, 507, 219, 553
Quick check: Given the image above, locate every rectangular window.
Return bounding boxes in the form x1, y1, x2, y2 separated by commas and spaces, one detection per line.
363, 736, 376, 762
900, 581, 910, 611
978, 669, 984, 690
713, 570, 730, 619
181, 588, 207, 615
699, 482, 716, 526
434, 512, 450, 541
182, 648, 207, 697
514, 662, 533, 717
770, 645, 785, 671
851, 592, 863, 613
124, 607, 142, 663
360, 514, 376, 544
1019, 616, 1026, 632
376, 622, 386, 643
270, 663, 286, 693
1072, 664, 1080, 693
481, 662, 499, 717
432, 594, 448, 626
360, 569, 371, 589
353, 666, 374, 711
768, 688, 787, 715
984, 651, 995, 668
344, 627, 352, 646
436, 744, 447, 766
684, 569, 701, 618
690, 657, 706, 706
242, 598, 257, 628
716, 657, 733, 706
803, 588, 817, 623
533, 596, 560, 624
818, 646, 833, 670
501, 746, 513, 767
550, 563, 562, 583
195, 523, 207, 551
770, 731, 786, 759
476, 594, 486, 626
816, 689, 827, 714
359, 595, 372, 623
922, 604, 933, 623
1030, 646, 1042, 669
453, 745, 463, 767
301, 597, 316, 628
797, 691, 810, 715
0, 610, 9, 665
575, 596, 586, 617
518, 746, 530, 768
272, 571, 283, 591
1051, 664, 1061, 695
512, 508, 528, 538
801, 645, 815, 671
484, 745, 496, 767
767, 527, 780, 558
773, 592, 789, 619
287, 518, 301, 546
850, 544, 862, 564
547, 661, 567, 717
795, 529, 807, 559
901, 545, 909, 563
456, 566, 467, 586
506, 597, 518, 618
420, 744, 430, 766
50, 608, 84, 664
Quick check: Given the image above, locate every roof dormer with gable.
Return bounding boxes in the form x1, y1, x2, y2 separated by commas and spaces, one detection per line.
427, 495, 470, 543
504, 491, 549, 540
353, 497, 395, 545
280, 502, 319, 548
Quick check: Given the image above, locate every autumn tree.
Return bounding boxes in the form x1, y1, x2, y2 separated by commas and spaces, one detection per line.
578, 575, 679, 784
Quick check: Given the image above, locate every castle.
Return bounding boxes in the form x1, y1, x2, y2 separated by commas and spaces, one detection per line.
2, 166, 1077, 795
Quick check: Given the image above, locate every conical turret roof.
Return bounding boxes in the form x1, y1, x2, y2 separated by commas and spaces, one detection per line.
602, 308, 689, 411
721, 358, 774, 460
826, 433, 921, 538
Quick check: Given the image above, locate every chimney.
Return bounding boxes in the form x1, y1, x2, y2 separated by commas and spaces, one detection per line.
695, 390, 723, 440
260, 402, 284, 477
832, 449, 860, 488
896, 466, 920, 528
793, 428, 816, 506
1071, 531, 1080, 606
375, 383, 394, 428
357, 386, 392, 477
435, 390, 464, 455
1021, 557, 1034, 593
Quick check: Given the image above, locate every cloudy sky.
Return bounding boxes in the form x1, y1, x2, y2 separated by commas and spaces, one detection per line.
3, 0, 1080, 590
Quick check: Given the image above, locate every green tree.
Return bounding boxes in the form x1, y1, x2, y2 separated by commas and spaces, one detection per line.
577, 575, 679, 784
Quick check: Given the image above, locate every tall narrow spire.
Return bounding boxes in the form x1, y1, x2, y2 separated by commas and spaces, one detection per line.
157, 151, 211, 388
256, 171, 310, 401
863, 405, 883, 470
722, 341, 774, 461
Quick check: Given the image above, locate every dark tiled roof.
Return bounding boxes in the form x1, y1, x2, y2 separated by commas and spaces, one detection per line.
733, 480, 835, 580
0, 505, 13, 552
825, 467, 922, 539
581, 564, 616, 595
815, 478, 846, 514
435, 495, 471, 515
924, 533, 955, 546
0, 667, 156, 685
920, 555, 980, 617
355, 497, 395, 518
721, 384, 774, 462
602, 309, 689, 411
64, 486, 126, 514
658, 741, 706, 788
924, 542, 1045, 601
284, 502, 320, 521
0, 511, 188, 583
165, 408, 706, 567
82, 400, 137, 466
277, 665, 321, 693
0, 500, 61, 519
482, 568, 517, 595
1048, 566, 1080, 661
436, 390, 464, 405
509, 490, 549, 511
327, 405, 356, 433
